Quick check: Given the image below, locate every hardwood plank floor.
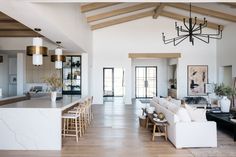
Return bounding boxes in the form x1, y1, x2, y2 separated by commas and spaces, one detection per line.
0, 98, 235, 157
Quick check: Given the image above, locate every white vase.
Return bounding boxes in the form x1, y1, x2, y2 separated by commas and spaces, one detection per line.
51, 91, 57, 102
220, 96, 231, 112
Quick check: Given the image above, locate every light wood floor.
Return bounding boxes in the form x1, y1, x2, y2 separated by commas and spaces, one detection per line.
0, 98, 236, 157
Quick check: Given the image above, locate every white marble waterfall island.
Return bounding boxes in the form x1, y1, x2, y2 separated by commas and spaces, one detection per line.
0, 95, 82, 150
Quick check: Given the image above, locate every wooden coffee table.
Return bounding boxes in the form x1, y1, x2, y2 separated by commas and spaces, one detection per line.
142, 108, 168, 141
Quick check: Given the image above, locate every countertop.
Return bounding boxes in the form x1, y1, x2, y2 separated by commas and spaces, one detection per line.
0, 95, 82, 110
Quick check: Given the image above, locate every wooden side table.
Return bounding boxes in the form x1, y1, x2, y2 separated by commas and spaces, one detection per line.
152, 121, 168, 141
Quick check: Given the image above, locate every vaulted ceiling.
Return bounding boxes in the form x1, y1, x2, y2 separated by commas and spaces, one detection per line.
0, 12, 40, 37
80, 2, 236, 31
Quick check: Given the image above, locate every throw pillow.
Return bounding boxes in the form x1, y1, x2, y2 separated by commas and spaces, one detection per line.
166, 101, 179, 113
153, 96, 160, 103
185, 104, 207, 122
169, 99, 181, 107
176, 107, 191, 122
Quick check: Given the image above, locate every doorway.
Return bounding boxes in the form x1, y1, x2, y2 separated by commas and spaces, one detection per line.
103, 68, 124, 97
135, 66, 157, 98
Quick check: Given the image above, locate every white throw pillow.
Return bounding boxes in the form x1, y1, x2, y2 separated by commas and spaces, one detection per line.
158, 98, 166, 106
153, 96, 160, 103
176, 107, 191, 122
166, 101, 180, 113
170, 99, 181, 107
185, 104, 207, 122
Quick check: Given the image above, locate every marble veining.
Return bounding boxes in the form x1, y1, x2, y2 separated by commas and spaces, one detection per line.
0, 95, 84, 150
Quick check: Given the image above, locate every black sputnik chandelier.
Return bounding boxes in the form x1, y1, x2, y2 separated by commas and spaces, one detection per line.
162, 3, 223, 46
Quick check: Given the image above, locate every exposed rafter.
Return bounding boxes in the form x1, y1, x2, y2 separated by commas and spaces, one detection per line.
81, 3, 121, 13
160, 11, 223, 30
87, 3, 158, 23
0, 31, 39, 37
91, 10, 153, 30
153, 4, 165, 19
220, 3, 236, 8
0, 11, 40, 37
167, 3, 236, 22
91, 9, 223, 30
128, 53, 181, 58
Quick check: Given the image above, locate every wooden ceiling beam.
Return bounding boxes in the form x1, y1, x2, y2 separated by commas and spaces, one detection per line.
153, 4, 165, 19
167, 3, 236, 22
0, 31, 39, 37
128, 53, 181, 59
87, 3, 158, 23
220, 3, 236, 8
92, 9, 223, 31
91, 10, 153, 30
0, 23, 29, 30
160, 11, 223, 30
81, 3, 121, 13
0, 12, 12, 20
0, 29, 31, 31
0, 19, 18, 23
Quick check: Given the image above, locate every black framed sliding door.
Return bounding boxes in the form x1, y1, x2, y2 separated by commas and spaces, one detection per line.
135, 66, 157, 98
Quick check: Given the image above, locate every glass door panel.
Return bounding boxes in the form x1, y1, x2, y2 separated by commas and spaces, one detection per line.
103, 68, 114, 97
135, 67, 146, 98
146, 67, 157, 97
135, 66, 157, 98
114, 68, 124, 96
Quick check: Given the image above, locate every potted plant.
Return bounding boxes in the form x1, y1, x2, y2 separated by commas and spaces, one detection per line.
44, 73, 62, 102
214, 83, 235, 112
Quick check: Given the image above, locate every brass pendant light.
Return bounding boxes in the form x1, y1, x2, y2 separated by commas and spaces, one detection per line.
51, 41, 66, 69
26, 28, 48, 66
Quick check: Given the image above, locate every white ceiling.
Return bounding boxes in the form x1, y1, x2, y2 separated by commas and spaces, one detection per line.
1, 1, 236, 54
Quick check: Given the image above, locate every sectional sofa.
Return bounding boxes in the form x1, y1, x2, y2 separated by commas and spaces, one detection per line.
150, 97, 217, 148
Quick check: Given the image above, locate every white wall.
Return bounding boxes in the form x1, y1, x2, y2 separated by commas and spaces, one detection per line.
92, 16, 217, 104
217, 23, 236, 80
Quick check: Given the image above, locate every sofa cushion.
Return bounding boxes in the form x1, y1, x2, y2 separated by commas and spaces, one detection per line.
169, 98, 181, 107
152, 96, 160, 103
165, 101, 180, 113
176, 107, 191, 122
185, 104, 207, 122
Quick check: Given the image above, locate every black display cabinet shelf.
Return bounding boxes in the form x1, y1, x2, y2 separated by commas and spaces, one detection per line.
62, 55, 81, 95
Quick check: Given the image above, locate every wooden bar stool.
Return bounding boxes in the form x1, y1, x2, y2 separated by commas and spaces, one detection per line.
62, 104, 82, 142
68, 100, 88, 134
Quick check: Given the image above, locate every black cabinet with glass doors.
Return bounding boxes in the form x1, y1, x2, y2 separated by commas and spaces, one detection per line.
62, 56, 81, 95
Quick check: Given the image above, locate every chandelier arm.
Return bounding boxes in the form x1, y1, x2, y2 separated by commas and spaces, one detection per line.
163, 35, 188, 44
183, 19, 190, 31
193, 21, 208, 32
174, 36, 189, 46
195, 29, 222, 36
195, 34, 222, 39
179, 28, 189, 32
192, 17, 197, 30
193, 35, 209, 43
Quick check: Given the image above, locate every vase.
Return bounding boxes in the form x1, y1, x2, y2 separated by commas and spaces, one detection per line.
51, 91, 57, 102
220, 96, 230, 112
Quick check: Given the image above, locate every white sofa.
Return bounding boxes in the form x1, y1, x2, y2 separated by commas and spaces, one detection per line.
150, 97, 217, 148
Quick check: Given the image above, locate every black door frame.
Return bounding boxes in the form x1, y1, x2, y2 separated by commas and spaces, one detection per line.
135, 66, 157, 98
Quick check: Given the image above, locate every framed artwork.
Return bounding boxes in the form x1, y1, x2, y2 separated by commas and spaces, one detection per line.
9, 74, 17, 84
187, 65, 208, 96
